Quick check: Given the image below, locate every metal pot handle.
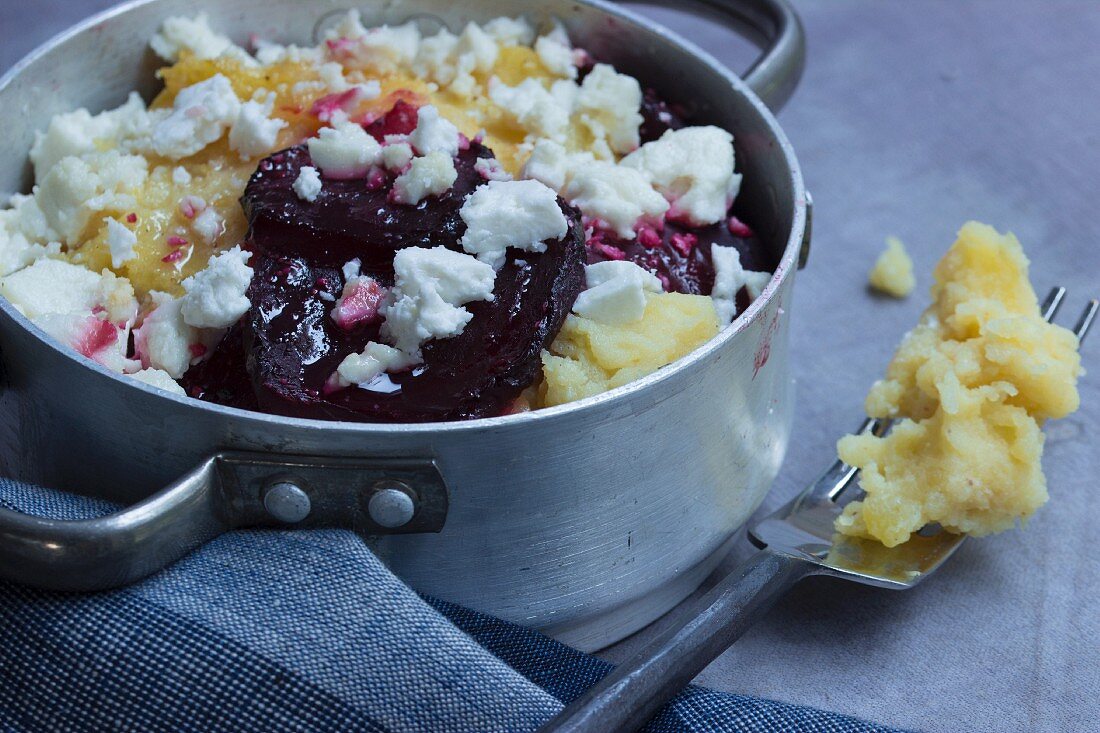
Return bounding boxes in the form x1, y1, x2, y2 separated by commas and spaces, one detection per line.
639, 0, 806, 111
0, 452, 448, 591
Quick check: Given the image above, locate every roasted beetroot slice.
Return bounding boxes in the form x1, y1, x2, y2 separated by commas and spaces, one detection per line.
241, 141, 491, 271
243, 214, 585, 423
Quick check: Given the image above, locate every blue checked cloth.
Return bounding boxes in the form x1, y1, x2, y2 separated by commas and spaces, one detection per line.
0, 479, 903, 733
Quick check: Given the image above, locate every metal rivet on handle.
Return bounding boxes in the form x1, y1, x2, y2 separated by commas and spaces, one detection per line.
368, 481, 417, 528
263, 481, 311, 524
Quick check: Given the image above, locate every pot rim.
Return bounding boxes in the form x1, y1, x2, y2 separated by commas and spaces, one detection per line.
0, 0, 806, 436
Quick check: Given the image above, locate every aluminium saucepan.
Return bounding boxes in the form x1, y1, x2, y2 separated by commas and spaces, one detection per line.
0, 0, 808, 651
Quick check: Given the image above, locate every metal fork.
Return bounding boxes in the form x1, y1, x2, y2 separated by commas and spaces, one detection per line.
539, 287, 1098, 733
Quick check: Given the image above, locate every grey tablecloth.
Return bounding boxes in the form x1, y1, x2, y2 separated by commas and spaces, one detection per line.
3, 2, 1097, 732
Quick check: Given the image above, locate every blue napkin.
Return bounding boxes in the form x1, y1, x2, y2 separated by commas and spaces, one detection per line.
0, 478, 902, 733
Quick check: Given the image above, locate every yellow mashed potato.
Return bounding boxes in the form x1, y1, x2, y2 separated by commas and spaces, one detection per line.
836, 222, 1082, 547
868, 236, 915, 298
64, 43, 569, 298
537, 293, 719, 407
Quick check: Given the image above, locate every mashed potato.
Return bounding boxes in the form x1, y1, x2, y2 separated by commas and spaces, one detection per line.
868, 236, 915, 298
836, 222, 1082, 547
538, 292, 719, 407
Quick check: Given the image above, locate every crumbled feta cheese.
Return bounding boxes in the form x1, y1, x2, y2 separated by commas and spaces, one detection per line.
172, 166, 192, 186
191, 206, 225, 244
0, 258, 136, 324
572, 260, 663, 324
520, 138, 574, 191
562, 160, 668, 238
128, 368, 187, 395
574, 64, 643, 156
179, 245, 253, 329
0, 259, 139, 372
535, 34, 577, 79
306, 117, 382, 179
150, 13, 250, 64
105, 217, 138, 268
292, 166, 323, 202
392, 151, 458, 205
408, 105, 460, 157
151, 74, 242, 159
459, 180, 568, 269
0, 195, 59, 277
333, 342, 416, 388
35, 151, 149, 243
710, 244, 770, 324
380, 246, 496, 355
228, 92, 287, 159
253, 39, 323, 65
133, 292, 201, 378
621, 126, 741, 226
473, 157, 511, 181
326, 13, 421, 73
381, 142, 414, 172
482, 17, 535, 46
29, 92, 150, 181
488, 78, 574, 142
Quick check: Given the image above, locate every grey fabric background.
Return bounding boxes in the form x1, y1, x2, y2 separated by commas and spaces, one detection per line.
2, 2, 1096, 732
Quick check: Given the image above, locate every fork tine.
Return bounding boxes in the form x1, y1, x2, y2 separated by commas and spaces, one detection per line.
1041, 286, 1067, 321
1073, 299, 1098, 342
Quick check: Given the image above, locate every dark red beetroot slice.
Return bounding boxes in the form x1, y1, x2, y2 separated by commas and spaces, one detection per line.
240, 223, 584, 422
241, 140, 489, 272
227, 121, 587, 422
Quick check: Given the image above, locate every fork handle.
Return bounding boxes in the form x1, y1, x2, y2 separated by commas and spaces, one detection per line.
537, 550, 813, 733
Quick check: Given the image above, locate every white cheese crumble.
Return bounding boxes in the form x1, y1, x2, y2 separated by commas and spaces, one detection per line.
392, 151, 458, 205
482, 17, 535, 46
574, 64, 643, 157
325, 13, 421, 74
35, 151, 149, 244
134, 292, 203, 378
0, 195, 59, 277
562, 159, 668, 238
488, 78, 575, 142
292, 166, 323, 202
380, 246, 496, 356
191, 206, 225, 244
473, 157, 511, 181
0, 258, 136, 324
710, 244, 770, 324
621, 126, 742, 226
151, 74, 242, 159
534, 34, 576, 79
381, 142, 414, 172
150, 13, 253, 64
0, 259, 139, 372
459, 180, 567, 269
128, 367, 187, 396
179, 245, 253, 329
105, 217, 138, 268
29, 92, 150, 181
572, 260, 663, 324
412, 23, 500, 95
306, 116, 382, 179
333, 342, 417, 388
172, 166, 192, 186
228, 92, 287, 160
521, 139, 668, 237
408, 105, 460, 157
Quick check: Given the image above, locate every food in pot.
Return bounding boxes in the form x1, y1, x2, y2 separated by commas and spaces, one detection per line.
868, 236, 914, 298
0, 12, 775, 422
836, 222, 1082, 547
